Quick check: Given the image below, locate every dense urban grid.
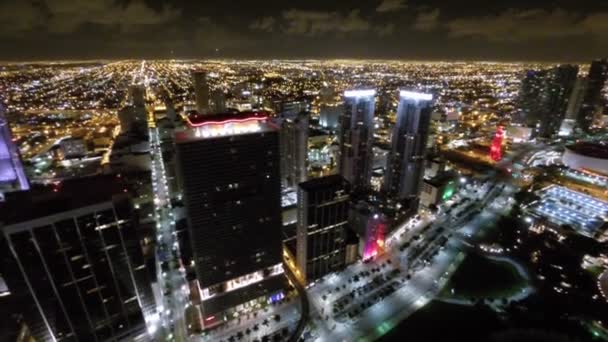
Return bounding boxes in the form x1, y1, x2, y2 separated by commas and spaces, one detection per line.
0, 58, 607, 342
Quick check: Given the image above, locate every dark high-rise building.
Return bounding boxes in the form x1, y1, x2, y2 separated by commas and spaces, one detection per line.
210, 89, 226, 113
319, 83, 335, 105
349, 200, 387, 261
560, 77, 588, 136
279, 112, 308, 189
515, 70, 546, 125
385, 91, 433, 202
319, 104, 342, 129
192, 71, 210, 114
517, 65, 579, 138
175, 112, 285, 328
538, 65, 579, 138
274, 100, 309, 119
0, 176, 157, 342
296, 175, 350, 284
0, 104, 29, 196
566, 78, 588, 119
577, 59, 608, 132
117, 105, 148, 136
129, 84, 146, 108
339, 90, 376, 191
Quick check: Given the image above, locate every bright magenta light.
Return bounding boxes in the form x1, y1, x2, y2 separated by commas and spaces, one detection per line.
490, 126, 505, 161
186, 116, 267, 128
363, 217, 386, 261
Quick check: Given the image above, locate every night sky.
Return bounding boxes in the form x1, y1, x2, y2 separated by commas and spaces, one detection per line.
0, 0, 607, 61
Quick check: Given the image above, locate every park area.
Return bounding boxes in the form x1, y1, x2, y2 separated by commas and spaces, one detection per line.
442, 252, 529, 301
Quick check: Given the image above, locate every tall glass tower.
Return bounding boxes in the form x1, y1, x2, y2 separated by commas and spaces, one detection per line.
0, 176, 157, 342
192, 71, 210, 114
385, 90, 433, 201
279, 112, 309, 189
175, 112, 286, 329
578, 59, 608, 132
339, 90, 376, 191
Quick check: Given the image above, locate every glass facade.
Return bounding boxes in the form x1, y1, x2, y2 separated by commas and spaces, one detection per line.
1, 201, 156, 342
175, 122, 285, 322
385, 91, 433, 201
297, 175, 350, 283
339, 91, 375, 191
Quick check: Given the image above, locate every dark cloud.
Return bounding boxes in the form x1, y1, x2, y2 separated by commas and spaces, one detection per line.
0, 0, 178, 36
376, 0, 407, 13
375, 23, 395, 37
413, 9, 440, 32
282, 9, 371, 36
0, 1, 47, 34
250, 17, 276, 32
0, 0, 606, 61
582, 13, 608, 35
446, 8, 608, 42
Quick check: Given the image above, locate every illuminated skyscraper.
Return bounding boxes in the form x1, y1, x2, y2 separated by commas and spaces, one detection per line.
384, 90, 433, 201
174, 112, 285, 329
339, 90, 376, 191
0, 104, 29, 196
577, 59, 608, 132
279, 112, 308, 189
296, 175, 350, 284
0, 175, 157, 342
192, 71, 210, 114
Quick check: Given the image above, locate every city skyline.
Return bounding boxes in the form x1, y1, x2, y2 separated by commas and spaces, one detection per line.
0, 57, 606, 342
0, 4, 607, 337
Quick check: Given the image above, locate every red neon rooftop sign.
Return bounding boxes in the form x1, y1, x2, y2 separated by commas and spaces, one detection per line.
186, 116, 268, 128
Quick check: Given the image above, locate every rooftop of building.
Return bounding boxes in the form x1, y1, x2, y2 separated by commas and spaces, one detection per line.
185, 110, 269, 126
0, 174, 130, 225
528, 185, 608, 237
298, 174, 348, 191
566, 142, 608, 160
176, 110, 277, 143
309, 128, 330, 137
424, 171, 457, 187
